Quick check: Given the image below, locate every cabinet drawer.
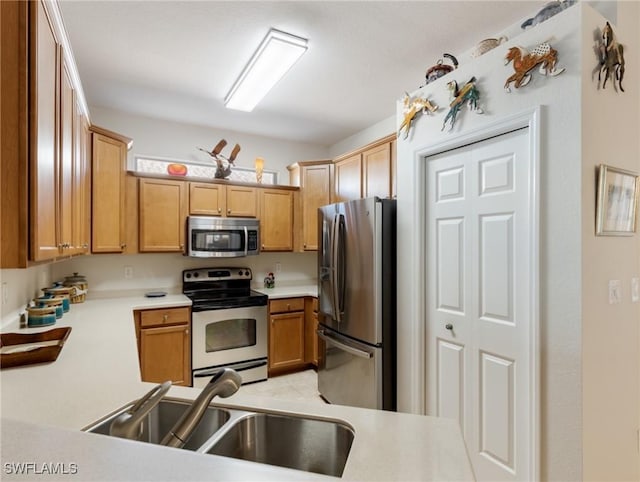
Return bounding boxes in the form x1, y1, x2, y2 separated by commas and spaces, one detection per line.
270, 298, 305, 314
140, 307, 190, 328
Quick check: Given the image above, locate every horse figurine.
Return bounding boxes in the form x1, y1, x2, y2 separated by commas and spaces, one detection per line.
504, 42, 565, 92
398, 92, 438, 139
597, 21, 625, 92
441, 77, 483, 132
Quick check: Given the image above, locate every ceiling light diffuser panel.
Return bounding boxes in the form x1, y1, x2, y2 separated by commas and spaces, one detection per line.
224, 28, 308, 112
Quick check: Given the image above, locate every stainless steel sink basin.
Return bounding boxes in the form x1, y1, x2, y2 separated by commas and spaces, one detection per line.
84, 398, 230, 451
205, 412, 354, 477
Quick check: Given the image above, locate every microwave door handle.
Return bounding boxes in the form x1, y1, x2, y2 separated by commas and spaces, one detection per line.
244, 226, 248, 256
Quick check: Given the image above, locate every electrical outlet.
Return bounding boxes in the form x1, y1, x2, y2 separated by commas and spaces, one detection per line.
1, 282, 8, 306
631, 278, 639, 303
124, 266, 134, 280
608, 279, 622, 304
275, 262, 282, 273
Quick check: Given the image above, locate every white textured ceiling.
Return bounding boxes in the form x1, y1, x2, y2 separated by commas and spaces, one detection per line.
59, 1, 544, 146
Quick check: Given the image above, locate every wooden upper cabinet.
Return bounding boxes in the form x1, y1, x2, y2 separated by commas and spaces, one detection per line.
189, 182, 225, 216
91, 131, 127, 252
363, 142, 391, 198
260, 188, 293, 251
72, 102, 91, 254
226, 185, 257, 217
333, 153, 362, 202
58, 56, 74, 252
30, 0, 60, 262
139, 178, 187, 252
300, 162, 331, 251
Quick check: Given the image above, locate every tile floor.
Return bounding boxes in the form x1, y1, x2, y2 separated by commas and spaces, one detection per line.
239, 369, 327, 405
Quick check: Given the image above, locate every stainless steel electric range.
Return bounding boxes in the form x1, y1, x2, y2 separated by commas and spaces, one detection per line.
182, 267, 268, 388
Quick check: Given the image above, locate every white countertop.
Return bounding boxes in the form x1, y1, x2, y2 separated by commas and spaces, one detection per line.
1, 294, 473, 481
253, 283, 318, 299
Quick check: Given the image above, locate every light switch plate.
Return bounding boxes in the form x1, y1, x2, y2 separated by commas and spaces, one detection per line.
608, 279, 622, 304
124, 266, 134, 280
631, 278, 639, 303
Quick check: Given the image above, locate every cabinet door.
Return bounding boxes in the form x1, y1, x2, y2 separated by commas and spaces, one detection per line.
30, 0, 59, 261
301, 164, 331, 250
189, 182, 225, 216
226, 185, 257, 217
58, 56, 74, 253
269, 311, 305, 371
140, 324, 191, 386
139, 178, 187, 252
333, 154, 361, 202
92, 133, 126, 252
363, 143, 391, 199
260, 189, 293, 251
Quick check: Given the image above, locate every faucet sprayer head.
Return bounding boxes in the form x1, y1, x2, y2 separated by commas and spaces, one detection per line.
208, 368, 242, 398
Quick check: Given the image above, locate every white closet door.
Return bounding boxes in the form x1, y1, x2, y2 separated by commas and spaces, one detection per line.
426, 128, 533, 481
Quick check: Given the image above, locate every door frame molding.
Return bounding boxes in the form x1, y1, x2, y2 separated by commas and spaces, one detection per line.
409, 106, 541, 480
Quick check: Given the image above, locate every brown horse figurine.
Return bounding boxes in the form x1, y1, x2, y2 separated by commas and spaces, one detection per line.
598, 21, 625, 92
504, 43, 565, 92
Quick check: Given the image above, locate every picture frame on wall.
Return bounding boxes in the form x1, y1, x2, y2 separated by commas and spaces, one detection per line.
595, 164, 639, 236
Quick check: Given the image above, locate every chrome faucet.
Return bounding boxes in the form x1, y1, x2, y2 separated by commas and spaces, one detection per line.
109, 381, 172, 440
161, 368, 242, 448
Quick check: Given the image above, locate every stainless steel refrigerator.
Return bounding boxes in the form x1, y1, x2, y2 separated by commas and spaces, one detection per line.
317, 197, 396, 411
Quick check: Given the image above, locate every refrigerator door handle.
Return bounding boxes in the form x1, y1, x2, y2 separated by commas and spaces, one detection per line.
331, 214, 342, 321
317, 329, 373, 359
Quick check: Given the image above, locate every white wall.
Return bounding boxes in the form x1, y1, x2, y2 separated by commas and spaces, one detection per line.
396, 5, 584, 480
581, 3, 640, 481
89, 105, 330, 185
0, 266, 52, 326
328, 114, 395, 158
51, 252, 317, 297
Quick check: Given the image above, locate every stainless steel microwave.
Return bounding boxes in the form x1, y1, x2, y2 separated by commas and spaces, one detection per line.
187, 216, 260, 258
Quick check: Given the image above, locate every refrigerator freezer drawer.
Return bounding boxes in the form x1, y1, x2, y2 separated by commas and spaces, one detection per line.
317, 328, 382, 410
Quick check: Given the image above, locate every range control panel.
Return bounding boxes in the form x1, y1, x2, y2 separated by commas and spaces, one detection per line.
183, 268, 252, 282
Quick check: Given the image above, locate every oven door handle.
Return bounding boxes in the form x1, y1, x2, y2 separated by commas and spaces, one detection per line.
193, 360, 267, 377
244, 226, 249, 256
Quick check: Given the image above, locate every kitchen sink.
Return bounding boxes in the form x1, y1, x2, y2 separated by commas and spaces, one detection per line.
85, 397, 354, 477
84, 398, 230, 451
205, 412, 354, 477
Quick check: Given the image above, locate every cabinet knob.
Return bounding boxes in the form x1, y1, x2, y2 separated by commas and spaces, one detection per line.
185, 329, 189, 335
120, 243, 127, 249
82, 244, 88, 249
218, 207, 221, 213
271, 318, 274, 324
303, 243, 307, 248
163, 314, 169, 321
227, 209, 231, 214
287, 304, 291, 310
180, 244, 184, 250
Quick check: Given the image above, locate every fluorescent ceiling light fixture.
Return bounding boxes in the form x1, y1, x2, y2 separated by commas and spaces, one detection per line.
224, 28, 308, 112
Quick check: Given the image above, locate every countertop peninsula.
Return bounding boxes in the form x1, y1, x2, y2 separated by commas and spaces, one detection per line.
0, 293, 473, 481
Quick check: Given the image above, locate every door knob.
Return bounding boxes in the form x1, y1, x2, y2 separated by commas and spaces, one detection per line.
445, 323, 453, 331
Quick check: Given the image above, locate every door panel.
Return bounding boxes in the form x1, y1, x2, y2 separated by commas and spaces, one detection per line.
427, 128, 532, 481
437, 339, 465, 429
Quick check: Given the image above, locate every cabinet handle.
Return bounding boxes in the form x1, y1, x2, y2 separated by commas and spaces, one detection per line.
271, 318, 275, 324
185, 329, 189, 335
218, 207, 221, 213
287, 304, 291, 310
163, 314, 169, 322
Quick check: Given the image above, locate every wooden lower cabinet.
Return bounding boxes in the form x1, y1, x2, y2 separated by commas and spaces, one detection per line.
135, 307, 191, 386
268, 298, 305, 375
305, 297, 320, 366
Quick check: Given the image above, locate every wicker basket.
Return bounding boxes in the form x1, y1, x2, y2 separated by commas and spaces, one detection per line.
62, 273, 88, 304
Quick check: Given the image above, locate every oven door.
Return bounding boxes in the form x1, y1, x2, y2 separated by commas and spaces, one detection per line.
192, 306, 268, 371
